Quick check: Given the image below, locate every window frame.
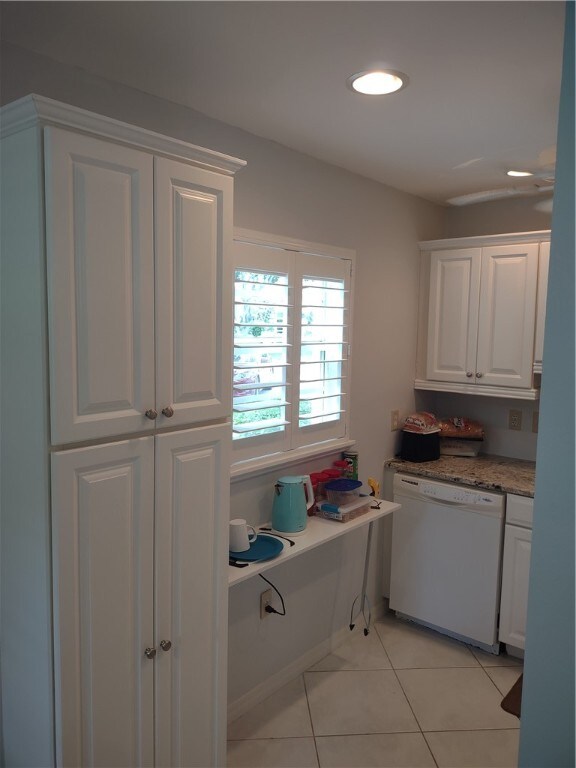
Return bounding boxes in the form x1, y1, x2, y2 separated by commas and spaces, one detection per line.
231, 229, 356, 476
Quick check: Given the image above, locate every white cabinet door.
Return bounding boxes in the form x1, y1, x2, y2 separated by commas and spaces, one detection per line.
534, 240, 550, 371
45, 128, 155, 445
154, 424, 230, 768
476, 243, 539, 388
51, 438, 155, 768
426, 248, 481, 383
499, 524, 532, 650
155, 158, 233, 428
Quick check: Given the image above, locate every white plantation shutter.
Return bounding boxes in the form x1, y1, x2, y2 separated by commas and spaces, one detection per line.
233, 236, 352, 464
232, 243, 293, 461
294, 254, 350, 448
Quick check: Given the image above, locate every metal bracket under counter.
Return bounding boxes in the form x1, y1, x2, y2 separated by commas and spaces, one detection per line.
228, 500, 399, 588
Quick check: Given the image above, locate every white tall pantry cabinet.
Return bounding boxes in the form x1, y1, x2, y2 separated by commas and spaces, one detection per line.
0, 95, 245, 767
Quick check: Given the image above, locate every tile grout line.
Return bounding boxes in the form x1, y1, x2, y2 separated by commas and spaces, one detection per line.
377, 650, 440, 766
373, 620, 440, 767
478, 661, 524, 704
302, 672, 322, 768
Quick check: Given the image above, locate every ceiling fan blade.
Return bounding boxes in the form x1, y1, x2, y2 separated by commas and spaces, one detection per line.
447, 188, 520, 206
447, 183, 554, 206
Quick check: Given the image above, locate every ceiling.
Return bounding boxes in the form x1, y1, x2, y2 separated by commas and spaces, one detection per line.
0, 1, 565, 205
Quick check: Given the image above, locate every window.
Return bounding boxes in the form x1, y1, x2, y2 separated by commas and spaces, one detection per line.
232, 232, 354, 466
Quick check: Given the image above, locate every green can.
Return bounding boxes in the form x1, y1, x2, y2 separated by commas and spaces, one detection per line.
342, 450, 358, 480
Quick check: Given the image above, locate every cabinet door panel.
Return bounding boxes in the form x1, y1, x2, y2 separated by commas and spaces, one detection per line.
155, 158, 233, 427
499, 524, 532, 649
154, 424, 230, 768
45, 127, 155, 444
52, 438, 155, 768
476, 244, 538, 387
426, 248, 481, 383
534, 241, 550, 370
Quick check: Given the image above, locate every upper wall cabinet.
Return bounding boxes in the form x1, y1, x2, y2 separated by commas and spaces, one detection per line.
416, 231, 551, 400
533, 239, 550, 373
45, 126, 236, 445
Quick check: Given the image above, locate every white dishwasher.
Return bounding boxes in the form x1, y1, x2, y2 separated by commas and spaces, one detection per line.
390, 472, 505, 653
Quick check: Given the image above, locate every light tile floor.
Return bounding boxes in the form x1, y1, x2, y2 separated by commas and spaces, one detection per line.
227, 612, 523, 768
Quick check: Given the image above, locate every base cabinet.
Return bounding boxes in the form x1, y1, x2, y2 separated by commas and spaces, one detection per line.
499, 495, 534, 651
52, 438, 155, 768
52, 425, 230, 768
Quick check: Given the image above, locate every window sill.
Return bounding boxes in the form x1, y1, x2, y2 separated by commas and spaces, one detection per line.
230, 438, 356, 482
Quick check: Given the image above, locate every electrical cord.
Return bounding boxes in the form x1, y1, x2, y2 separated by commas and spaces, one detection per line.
258, 573, 286, 616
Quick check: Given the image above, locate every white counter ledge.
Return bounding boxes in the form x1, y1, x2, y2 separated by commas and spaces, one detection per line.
228, 499, 399, 587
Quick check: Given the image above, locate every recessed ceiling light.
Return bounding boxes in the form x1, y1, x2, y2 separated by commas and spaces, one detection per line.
347, 69, 408, 95
507, 170, 534, 177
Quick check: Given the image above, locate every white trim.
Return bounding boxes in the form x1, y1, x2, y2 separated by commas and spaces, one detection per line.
230, 437, 355, 481
419, 230, 550, 251
0, 94, 246, 175
227, 607, 385, 724
234, 227, 356, 263
414, 378, 540, 400
227, 632, 337, 724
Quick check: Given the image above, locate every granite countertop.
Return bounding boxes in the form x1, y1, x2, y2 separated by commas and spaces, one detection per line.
385, 454, 536, 497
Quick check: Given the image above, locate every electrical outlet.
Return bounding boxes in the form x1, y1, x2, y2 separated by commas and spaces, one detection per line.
391, 410, 400, 431
260, 589, 273, 619
509, 409, 523, 431
532, 410, 539, 433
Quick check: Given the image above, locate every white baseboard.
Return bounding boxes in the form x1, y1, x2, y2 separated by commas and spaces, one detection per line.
227, 598, 388, 723
505, 644, 525, 660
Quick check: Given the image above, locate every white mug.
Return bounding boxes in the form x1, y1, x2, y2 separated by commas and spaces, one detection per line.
229, 518, 257, 553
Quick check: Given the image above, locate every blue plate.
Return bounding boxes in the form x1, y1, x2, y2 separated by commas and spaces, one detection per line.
229, 534, 284, 562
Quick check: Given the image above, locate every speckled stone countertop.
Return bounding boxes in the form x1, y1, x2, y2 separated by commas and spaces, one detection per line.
385, 454, 536, 497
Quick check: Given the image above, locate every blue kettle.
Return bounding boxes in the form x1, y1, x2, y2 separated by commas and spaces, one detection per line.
271, 475, 314, 535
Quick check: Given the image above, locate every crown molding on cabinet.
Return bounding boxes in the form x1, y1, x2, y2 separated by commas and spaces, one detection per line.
419, 230, 551, 251
0, 93, 247, 175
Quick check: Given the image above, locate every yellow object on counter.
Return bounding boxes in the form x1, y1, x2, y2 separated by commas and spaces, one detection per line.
368, 477, 380, 497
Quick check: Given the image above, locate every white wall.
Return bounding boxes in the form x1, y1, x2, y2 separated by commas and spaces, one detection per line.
0, 42, 446, 713
416, 391, 539, 461
444, 195, 552, 239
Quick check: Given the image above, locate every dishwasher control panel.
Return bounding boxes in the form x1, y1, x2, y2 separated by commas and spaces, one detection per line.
394, 473, 505, 512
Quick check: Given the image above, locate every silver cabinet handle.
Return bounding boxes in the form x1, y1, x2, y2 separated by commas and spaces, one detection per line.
144, 647, 157, 659
475, 372, 483, 378
466, 372, 473, 378
160, 639, 172, 652
145, 409, 158, 420
162, 406, 174, 418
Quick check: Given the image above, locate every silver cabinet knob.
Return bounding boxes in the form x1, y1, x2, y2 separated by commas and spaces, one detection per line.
145, 409, 158, 420
475, 372, 483, 378
144, 647, 157, 659
162, 406, 175, 418
160, 639, 172, 652
466, 372, 473, 378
